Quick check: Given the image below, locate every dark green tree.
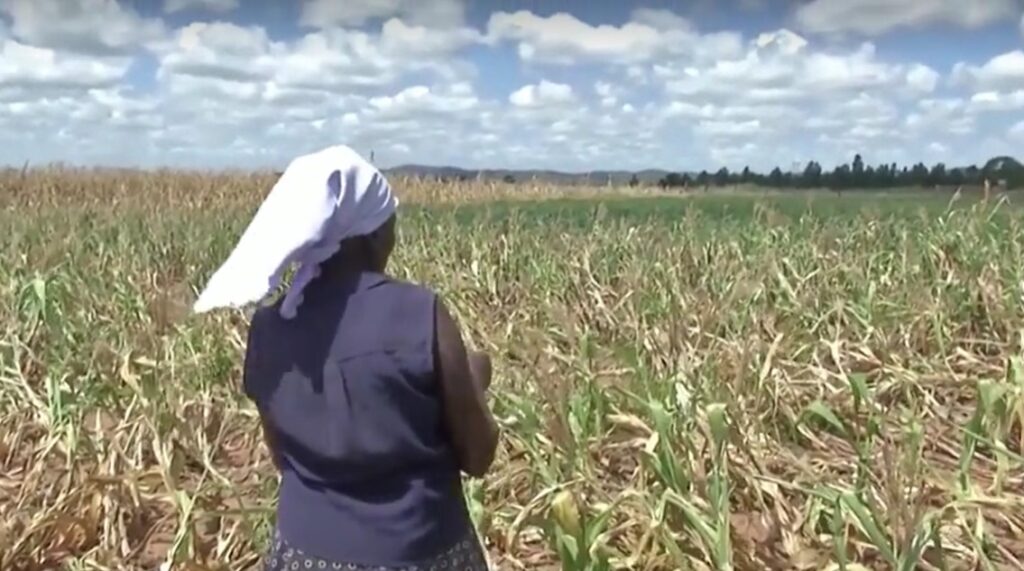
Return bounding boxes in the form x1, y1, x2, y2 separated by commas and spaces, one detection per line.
910, 163, 929, 186
658, 173, 685, 188
714, 167, 730, 186
852, 154, 865, 185
802, 160, 823, 188
926, 163, 946, 187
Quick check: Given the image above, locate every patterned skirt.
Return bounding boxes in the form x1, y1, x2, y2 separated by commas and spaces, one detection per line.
262, 528, 490, 571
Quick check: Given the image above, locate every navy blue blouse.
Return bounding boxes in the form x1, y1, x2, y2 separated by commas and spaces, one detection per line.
242, 269, 472, 566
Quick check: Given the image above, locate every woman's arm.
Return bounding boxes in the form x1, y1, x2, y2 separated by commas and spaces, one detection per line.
434, 298, 499, 478
467, 350, 492, 391
243, 313, 283, 471
258, 411, 283, 470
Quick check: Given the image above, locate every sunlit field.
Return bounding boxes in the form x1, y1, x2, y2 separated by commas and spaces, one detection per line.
2, 168, 1023, 571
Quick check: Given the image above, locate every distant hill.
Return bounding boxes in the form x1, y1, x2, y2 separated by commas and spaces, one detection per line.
384, 158, 1024, 186
271, 154, 1021, 190
383, 164, 678, 185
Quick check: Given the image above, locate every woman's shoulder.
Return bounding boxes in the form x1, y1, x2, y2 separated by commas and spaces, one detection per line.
248, 296, 292, 336
246, 273, 440, 328
376, 273, 439, 301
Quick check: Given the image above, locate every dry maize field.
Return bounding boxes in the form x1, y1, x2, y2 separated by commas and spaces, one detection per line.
2, 168, 1023, 571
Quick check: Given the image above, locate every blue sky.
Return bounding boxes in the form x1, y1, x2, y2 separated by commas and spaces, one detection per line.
1, 0, 1023, 173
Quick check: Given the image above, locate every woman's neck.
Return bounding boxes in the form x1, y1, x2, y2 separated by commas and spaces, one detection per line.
318, 239, 381, 279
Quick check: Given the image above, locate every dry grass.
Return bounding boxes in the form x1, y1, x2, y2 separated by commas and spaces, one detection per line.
2, 167, 1023, 571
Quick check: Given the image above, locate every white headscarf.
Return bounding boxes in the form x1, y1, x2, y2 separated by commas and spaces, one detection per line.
193, 145, 398, 319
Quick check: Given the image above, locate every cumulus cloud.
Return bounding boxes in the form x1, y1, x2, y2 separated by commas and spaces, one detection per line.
0, 0, 166, 55
0, 38, 129, 89
157, 22, 278, 82
663, 101, 801, 126
0, 3, 1017, 172
0, 2, 487, 169
695, 119, 763, 137
593, 80, 636, 108
660, 30, 925, 102
486, 9, 742, 65
0, 83, 165, 166
906, 64, 940, 93
164, 0, 238, 13
154, 20, 474, 98
377, 18, 482, 56
300, 0, 466, 29
368, 83, 479, 117
709, 142, 761, 167
644, 24, 968, 169
487, 10, 667, 65
968, 90, 1024, 112
952, 50, 1024, 91
509, 80, 575, 107
1009, 120, 1024, 142
904, 98, 974, 136
794, 0, 1018, 36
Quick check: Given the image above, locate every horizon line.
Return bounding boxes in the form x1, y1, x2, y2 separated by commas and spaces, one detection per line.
2, 154, 1021, 177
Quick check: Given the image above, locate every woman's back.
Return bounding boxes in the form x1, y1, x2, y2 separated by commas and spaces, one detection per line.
194, 145, 495, 570
243, 269, 472, 566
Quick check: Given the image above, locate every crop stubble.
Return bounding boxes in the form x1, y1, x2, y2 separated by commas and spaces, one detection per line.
1, 167, 1023, 570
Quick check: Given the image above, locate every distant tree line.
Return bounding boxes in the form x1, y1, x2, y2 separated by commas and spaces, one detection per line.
655, 154, 1024, 191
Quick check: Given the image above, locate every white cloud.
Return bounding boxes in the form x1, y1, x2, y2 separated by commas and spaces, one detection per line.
662, 101, 797, 123
368, 83, 478, 117
157, 22, 279, 82
629, 8, 695, 32
378, 18, 482, 56
595, 80, 630, 107
154, 20, 473, 98
753, 28, 808, 55
1008, 120, 1024, 142
0, 38, 129, 89
906, 64, 940, 93
336, 113, 357, 128
164, 0, 239, 14
90, 13, 487, 168
710, 142, 761, 167
794, 0, 1018, 36
509, 80, 575, 107
0, 84, 163, 164
300, 0, 466, 29
804, 117, 845, 130
800, 44, 899, 90
695, 119, 763, 137
904, 98, 974, 135
646, 23, 967, 170
968, 90, 1024, 112
0, 4, 1018, 173
487, 10, 667, 65
486, 9, 742, 66
0, 0, 166, 55
952, 50, 1024, 91
662, 30, 916, 102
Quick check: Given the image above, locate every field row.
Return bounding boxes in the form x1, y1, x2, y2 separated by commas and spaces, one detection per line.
2, 179, 1023, 570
